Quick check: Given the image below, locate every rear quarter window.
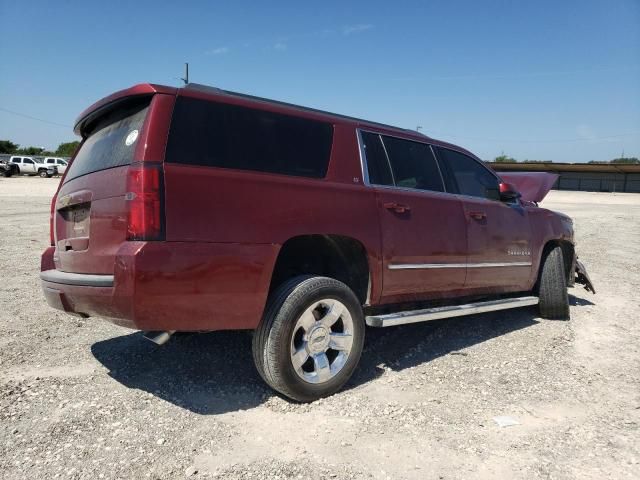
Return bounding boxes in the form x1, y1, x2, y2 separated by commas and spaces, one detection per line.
165, 96, 333, 178
64, 98, 150, 183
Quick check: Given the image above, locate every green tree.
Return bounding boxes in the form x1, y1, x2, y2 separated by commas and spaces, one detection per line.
0, 140, 19, 154
494, 154, 516, 163
55, 141, 80, 157
16, 146, 50, 156
610, 157, 639, 164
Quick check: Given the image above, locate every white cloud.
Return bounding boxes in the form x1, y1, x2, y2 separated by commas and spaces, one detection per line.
205, 46, 229, 56
342, 24, 373, 35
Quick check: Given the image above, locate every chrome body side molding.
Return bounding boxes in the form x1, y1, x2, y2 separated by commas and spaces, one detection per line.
388, 262, 532, 270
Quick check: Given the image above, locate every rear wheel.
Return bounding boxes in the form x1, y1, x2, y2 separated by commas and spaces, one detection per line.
253, 275, 365, 402
538, 246, 570, 320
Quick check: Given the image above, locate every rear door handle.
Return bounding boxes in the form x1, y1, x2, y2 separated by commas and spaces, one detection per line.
468, 211, 487, 220
384, 202, 411, 213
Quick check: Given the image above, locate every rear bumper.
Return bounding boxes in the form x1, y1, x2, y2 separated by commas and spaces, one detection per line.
40, 241, 279, 331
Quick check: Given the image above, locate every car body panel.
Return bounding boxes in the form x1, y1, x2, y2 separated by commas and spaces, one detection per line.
373, 187, 468, 303
460, 195, 534, 291
499, 172, 559, 203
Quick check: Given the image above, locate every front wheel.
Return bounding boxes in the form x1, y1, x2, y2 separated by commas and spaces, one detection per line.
252, 275, 365, 402
38, 169, 48, 178
538, 246, 570, 320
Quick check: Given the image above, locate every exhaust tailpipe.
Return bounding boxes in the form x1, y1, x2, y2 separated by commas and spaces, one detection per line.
143, 330, 176, 346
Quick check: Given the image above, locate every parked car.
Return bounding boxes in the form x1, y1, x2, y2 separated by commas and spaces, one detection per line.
43, 157, 69, 175
1, 158, 19, 177
9, 156, 57, 177
40, 83, 595, 402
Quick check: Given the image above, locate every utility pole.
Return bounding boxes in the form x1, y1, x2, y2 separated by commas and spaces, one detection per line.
180, 63, 189, 85
416, 126, 423, 132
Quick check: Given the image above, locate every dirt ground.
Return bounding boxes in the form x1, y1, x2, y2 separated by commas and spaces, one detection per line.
1, 176, 638, 479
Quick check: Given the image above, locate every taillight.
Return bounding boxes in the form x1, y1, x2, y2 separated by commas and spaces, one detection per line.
49, 194, 56, 246
126, 163, 164, 241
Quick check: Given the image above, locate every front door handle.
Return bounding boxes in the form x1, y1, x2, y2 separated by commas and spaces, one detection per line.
468, 211, 487, 220
384, 202, 411, 213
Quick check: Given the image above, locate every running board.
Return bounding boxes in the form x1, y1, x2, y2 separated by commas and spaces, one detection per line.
366, 296, 539, 328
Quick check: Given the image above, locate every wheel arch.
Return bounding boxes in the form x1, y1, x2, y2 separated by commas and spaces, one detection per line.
534, 239, 575, 291
269, 234, 371, 305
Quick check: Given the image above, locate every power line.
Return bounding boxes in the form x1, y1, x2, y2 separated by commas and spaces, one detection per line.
0, 107, 71, 129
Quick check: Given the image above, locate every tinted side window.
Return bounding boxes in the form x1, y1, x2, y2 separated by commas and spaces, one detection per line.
381, 136, 444, 192
361, 131, 393, 186
437, 148, 499, 200
166, 97, 333, 178
24, 159, 34, 164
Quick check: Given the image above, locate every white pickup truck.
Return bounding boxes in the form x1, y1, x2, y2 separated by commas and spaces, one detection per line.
9, 156, 57, 177
43, 157, 68, 175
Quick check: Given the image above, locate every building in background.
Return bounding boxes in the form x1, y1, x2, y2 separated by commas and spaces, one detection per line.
487, 162, 640, 193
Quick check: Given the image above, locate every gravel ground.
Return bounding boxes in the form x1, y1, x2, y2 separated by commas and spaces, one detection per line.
0, 176, 638, 479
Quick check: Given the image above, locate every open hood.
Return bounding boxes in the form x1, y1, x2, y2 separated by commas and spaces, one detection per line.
498, 172, 559, 203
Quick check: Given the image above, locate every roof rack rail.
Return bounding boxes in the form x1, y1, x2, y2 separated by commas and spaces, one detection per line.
183, 83, 427, 137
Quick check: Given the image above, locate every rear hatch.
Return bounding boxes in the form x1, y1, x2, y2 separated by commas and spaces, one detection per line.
54, 96, 152, 274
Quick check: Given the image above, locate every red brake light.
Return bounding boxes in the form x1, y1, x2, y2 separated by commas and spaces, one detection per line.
49, 194, 56, 246
126, 163, 164, 241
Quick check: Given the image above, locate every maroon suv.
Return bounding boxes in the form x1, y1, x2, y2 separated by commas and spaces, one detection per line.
40, 83, 594, 401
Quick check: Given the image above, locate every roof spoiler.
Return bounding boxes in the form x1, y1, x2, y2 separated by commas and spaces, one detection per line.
74, 83, 176, 136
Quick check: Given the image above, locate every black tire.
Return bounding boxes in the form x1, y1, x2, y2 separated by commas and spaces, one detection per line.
538, 246, 570, 320
252, 275, 365, 402
38, 169, 48, 178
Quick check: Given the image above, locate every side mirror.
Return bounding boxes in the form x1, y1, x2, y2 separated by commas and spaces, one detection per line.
499, 182, 521, 202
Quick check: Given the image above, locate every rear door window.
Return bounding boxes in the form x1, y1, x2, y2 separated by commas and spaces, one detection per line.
165, 96, 333, 178
360, 131, 393, 186
381, 136, 444, 192
436, 147, 500, 200
64, 98, 151, 182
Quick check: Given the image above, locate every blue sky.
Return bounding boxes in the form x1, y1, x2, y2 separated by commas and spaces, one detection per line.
1, 0, 638, 162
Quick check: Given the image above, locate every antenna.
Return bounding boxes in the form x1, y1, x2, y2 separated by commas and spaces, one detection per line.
416, 126, 423, 132
180, 63, 189, 85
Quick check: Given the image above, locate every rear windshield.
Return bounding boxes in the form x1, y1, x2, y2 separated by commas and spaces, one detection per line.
64, 98, 150, 182
165, 96, 333, 178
